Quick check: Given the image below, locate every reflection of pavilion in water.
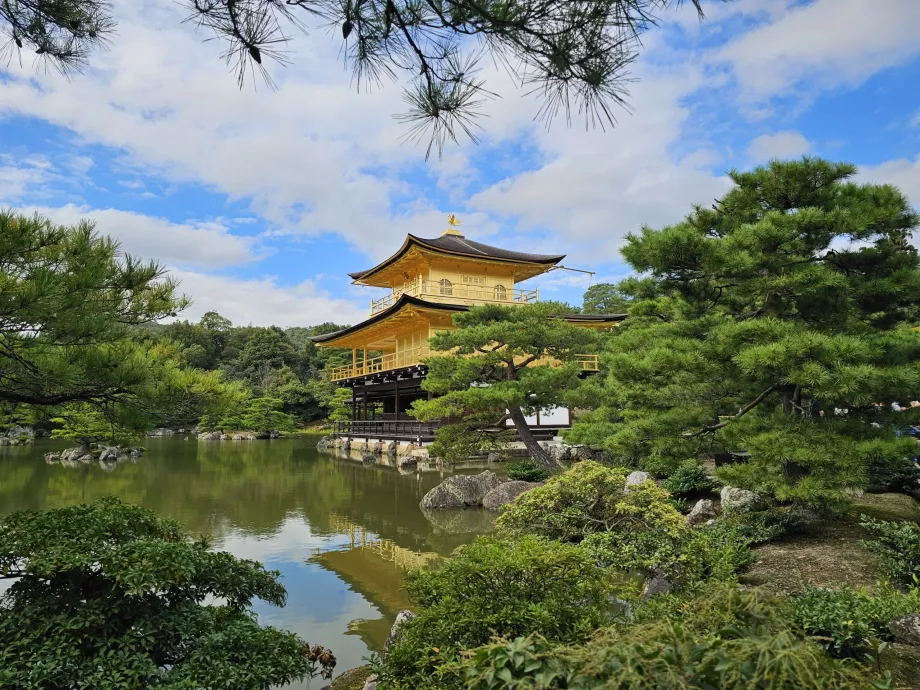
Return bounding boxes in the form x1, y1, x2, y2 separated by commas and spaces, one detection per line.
309, 513, 441, 652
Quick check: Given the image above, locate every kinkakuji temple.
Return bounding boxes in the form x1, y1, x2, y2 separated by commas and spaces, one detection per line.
310, 216, 624, 442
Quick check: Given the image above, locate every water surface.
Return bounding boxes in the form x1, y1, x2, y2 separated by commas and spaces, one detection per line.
0, 436, 495, 685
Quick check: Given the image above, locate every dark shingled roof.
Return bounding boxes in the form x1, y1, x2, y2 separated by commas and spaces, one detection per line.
348, 234, 566, 281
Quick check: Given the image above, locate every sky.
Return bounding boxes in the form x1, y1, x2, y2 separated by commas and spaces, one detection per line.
1, 0, 919, 329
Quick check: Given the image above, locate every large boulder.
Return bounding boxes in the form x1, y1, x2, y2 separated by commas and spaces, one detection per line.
7, 425, 34, 441
889, 614, 920, 646
382, 610, 416, 661
362, 453, 377, 464
624, 470, 652, 493
44, 451, 61, 463
98, 447, 120, 462
482, 481, 542, 510
386, 441, 398, 457
641, 569, 672, 601
419, 471, 503, 509
199, 431, 222, 441
362, 676, 377, 690
686, 498, 719, 526
720, 486, 767, 514
421, 508, 497, 534
61, 447, 92, 463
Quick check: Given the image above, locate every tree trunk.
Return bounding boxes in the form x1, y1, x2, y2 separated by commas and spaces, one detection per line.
507, 405, 558, 471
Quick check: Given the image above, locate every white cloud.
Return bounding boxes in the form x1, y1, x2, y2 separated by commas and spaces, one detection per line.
468, 66, 732, 265
859, 157, 920, 208
714, 0, 920, 101
169, 270, 367, 328
0, 157, 53, 201
19, 205, 264, 269
910, 110, 920, 129
746, 131, 811, 161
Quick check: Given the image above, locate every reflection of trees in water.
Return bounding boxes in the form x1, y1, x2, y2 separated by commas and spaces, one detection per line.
0, 439, 481, 556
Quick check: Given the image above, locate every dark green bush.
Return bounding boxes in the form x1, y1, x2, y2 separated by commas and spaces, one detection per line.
379, 535, 616, 690
865, 444, 920, 493
793, 584, 920, 656
506, 459, 551, 482
860, 515, 920, 586
0, 498, 328, 689
662, 460, 716, 497
455, 585, 885, 690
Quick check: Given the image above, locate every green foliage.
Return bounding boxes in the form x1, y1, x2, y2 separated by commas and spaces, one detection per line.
681, 508, 808, 583
662, 460, 716, 497
413, 302, 599, 468
455, 585, 884, 690
496, 461, 686, 574
568, 158, 920, 509
0, 212, 184, 409
379, 535, 616, 690
0, 498, 333, 689
581, 283, 633, 315
793, 584, 920, 656
860, 515, 920, 586
507, 459, 551, 483
241, 396, 297, 433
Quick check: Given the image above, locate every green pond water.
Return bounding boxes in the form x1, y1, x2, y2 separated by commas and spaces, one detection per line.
0, 435, 498, 687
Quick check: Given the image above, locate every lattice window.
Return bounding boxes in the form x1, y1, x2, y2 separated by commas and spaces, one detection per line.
439, 278, 453, 296
461, 275, 486, 286
494, 284, 508, 301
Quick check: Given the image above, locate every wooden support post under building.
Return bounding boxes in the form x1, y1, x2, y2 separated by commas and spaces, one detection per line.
394, 376, 400, 420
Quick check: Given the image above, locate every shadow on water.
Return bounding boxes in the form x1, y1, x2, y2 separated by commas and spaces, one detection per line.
0, 436, 499, 686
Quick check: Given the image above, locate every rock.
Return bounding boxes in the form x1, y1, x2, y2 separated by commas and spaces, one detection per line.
362, 453, 377, 464
372, 440, 385, 455
254, 431, 271, 440
44, 451, 61, 463
316, 435, 333, 451
486, 451, 502, 463
98, 447, 120, 462
342, 438, 351, 453
129, 448, 144, 458
482, 481, 542, 510
61, 447, 93, 463
624, 470, 652, 492
329, 665, 374, 690
419, 471, 503, 509
147, 428, 175, 437
889, 614, 920, 646
386, 441, 398, 457
362, 676, 377, 690
199, 431, 222, 441
410, 447, 430, 459
720, 486, 767, 514
220, 433, 231, 441
421, 507, 497, 534
269, 430, 282, 439
232, 433, 245, 440
7, 425, 34, 440
190, 425, 199, 435
382, 610, 416, 661
0, 438, 9, 446
397, 455, 417, 469
641, 569, 672, 601
686, 498, 719, 526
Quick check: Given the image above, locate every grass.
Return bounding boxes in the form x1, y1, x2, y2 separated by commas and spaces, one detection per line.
740, 493, 920, 594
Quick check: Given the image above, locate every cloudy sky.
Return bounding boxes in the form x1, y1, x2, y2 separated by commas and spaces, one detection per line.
2, 0, 918, 328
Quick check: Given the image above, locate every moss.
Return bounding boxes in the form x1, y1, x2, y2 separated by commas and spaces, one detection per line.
880, 643, 920, 690
852, 492, 920, 523
331, 665, 373, 690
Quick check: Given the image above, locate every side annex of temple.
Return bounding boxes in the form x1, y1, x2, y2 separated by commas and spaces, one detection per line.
310, 217, 623, 444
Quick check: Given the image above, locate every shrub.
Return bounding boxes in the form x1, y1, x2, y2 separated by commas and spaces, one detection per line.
379, 535, 616, 690
496, 461, 686, 574
860, 515, 920, 586
0, 498, 331, 689
679, 508, 808, 584
865, 442, 920, 493
793, 584, 920, 656
507, 459, 551, 483
662, 460, 716, 497
455, 585, 884, 690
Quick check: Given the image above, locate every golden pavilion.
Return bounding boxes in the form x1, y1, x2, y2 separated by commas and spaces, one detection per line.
310, 216, 623, 440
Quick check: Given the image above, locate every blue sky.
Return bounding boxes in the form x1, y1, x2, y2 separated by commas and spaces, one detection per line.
2, 0, 919, 327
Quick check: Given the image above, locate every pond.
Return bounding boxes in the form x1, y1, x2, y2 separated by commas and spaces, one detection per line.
0, 435, 498, 686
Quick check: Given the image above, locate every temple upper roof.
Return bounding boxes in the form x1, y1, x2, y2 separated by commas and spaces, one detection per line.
348, 233, 565, 284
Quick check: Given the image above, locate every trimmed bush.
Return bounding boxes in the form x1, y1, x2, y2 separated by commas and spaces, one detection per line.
662, 459, 716, 497
860, 515, 920, 586
506, 459, 551, 483
379, 535, 616, 690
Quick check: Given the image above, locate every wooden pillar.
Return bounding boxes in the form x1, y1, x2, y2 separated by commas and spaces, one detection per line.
394, 376, 401, 421
362, 383, 368, 420
362, 347, 367, 375
351, 385, 356, 421
352, 348, 357, 376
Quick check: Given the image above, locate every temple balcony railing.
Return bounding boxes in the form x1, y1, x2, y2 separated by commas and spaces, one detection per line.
329, 348, 601, 383
369, 279, 539, 315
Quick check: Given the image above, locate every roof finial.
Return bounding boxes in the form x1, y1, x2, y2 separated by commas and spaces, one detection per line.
443, 213, 463, 236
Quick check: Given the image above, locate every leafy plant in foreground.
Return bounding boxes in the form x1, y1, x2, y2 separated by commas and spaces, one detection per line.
0, 498, 332, 689
860, 515, 920, 586
379, 535, 616, 690
456, 585, 886, 690
662, 459, 716, 497
793, 584, 920, 657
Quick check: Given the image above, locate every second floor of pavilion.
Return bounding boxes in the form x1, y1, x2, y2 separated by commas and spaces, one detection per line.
350, 216, 565, 316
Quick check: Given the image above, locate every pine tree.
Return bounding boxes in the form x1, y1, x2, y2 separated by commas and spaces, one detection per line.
413, 302, 598, 469
2, 1, 709, 156
569, 158, 920, 509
